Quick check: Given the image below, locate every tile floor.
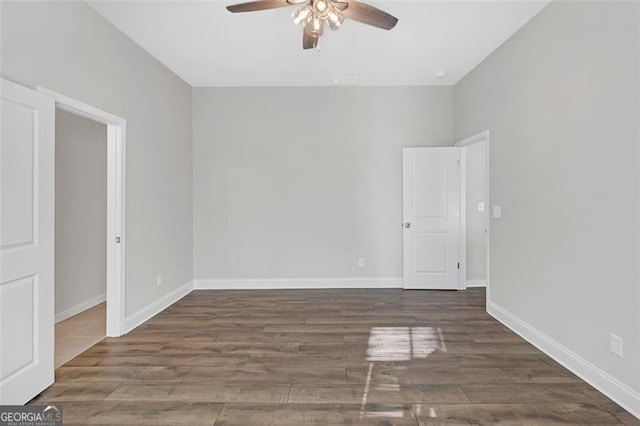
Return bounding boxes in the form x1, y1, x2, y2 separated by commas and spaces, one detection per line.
55, 302, 106, 368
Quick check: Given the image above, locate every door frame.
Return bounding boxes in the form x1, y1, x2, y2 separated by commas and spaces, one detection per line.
455, 130, 490, 302
38, 87, 126, 337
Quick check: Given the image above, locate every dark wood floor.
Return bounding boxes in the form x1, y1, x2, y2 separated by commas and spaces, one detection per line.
32, 288, 638, 425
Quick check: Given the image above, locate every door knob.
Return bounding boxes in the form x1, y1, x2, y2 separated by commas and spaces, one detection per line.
404, 223, 411, 228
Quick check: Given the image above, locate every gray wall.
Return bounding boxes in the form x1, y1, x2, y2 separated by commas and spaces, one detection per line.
1, 1, 194, 316
455, 1, 639, 391
193, 87, 453, 280
465, 140, 487, 282
55, 110, 107, 316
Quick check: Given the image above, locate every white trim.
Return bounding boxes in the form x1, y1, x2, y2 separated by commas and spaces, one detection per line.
458, 147, 467, 290
455, 130, 490, 302
54, 294, 106, 324
38, 87, 127, 337
124, 281, 194, 334
455, 130, 490, 148
488, 301, 640, 419
486, 134, 491, 306
39, 89, 124, 124
465, 279, 487, 288
195, 277, 403, 290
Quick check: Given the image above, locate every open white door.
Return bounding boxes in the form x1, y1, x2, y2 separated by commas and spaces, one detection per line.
403, 147, 460, 289
0, 78, 55, 404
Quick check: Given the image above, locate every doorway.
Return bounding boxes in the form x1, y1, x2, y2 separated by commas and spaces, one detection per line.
39, 87, 127, 339
54, 110, 108, 367
456, 131, 490, 297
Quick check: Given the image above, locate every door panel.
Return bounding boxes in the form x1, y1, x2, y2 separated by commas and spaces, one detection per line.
1, 275, 36, 378
403, 148, 460, 289
413, 156, 447, 218
0, 78, 55, 404
1, 99, 36, 247
413, 232, 447, 273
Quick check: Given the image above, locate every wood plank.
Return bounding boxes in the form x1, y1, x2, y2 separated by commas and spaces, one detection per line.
85, 402, 222, 425
289, 384, 470, 404
461, 383, 606, 404
412, 403, 622, 425
502, 366, 584, 384
55, 366, 190, 383
32, 383, 120, 402
346, 367, 513, 385
215, 403, 418, 425
182, 366, 347, 384
106, 383, 290, 403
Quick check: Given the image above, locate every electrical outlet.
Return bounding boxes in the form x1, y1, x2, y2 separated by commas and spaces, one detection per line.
358, 258, 365, 267
610, 333, 623, 357
156, 274, 163, 287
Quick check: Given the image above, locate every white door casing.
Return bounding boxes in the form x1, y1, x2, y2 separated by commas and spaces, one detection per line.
403, 147, 461, 290
37, 87, 127, 338
455, 130, 491, 296
0, 78, 55, 404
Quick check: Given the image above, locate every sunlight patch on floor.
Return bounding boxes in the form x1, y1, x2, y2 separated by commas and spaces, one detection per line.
360, 326, 447, 419
366, 326, 446, 361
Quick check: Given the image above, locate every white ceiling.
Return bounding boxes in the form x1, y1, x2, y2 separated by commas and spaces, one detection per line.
88, 0, 549, 87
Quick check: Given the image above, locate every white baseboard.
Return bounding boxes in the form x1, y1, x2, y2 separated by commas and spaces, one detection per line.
488, 301, 640, 419
124, 281, 194, 333
55, 293, 106, 323
194, 277, 403, 290
465, 279, 487, 288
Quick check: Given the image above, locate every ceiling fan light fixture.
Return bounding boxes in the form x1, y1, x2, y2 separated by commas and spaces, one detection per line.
314, 0, 328, 14
292, 4, 312, 25
293, 0, 342, 32
327, 9, 344, 30
311, 15, 323, 35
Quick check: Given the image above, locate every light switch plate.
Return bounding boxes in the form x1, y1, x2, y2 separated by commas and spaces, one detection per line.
478, 202, 485, 212
610, 333, 623, 357
493, 206, 502, 218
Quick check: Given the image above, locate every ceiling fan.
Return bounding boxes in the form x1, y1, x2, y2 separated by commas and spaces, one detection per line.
226, 0, 398, 50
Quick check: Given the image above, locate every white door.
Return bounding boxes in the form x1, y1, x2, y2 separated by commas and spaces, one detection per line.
0, 78, 55, 404
403, 147, 460, 289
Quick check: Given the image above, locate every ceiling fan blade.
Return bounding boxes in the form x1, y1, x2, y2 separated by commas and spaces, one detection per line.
342, 1, 398, 30
227, 0, 306, 13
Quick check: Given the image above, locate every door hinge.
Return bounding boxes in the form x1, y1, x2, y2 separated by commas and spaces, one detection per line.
116, 237, 121, 243
457, 262, 460, 269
